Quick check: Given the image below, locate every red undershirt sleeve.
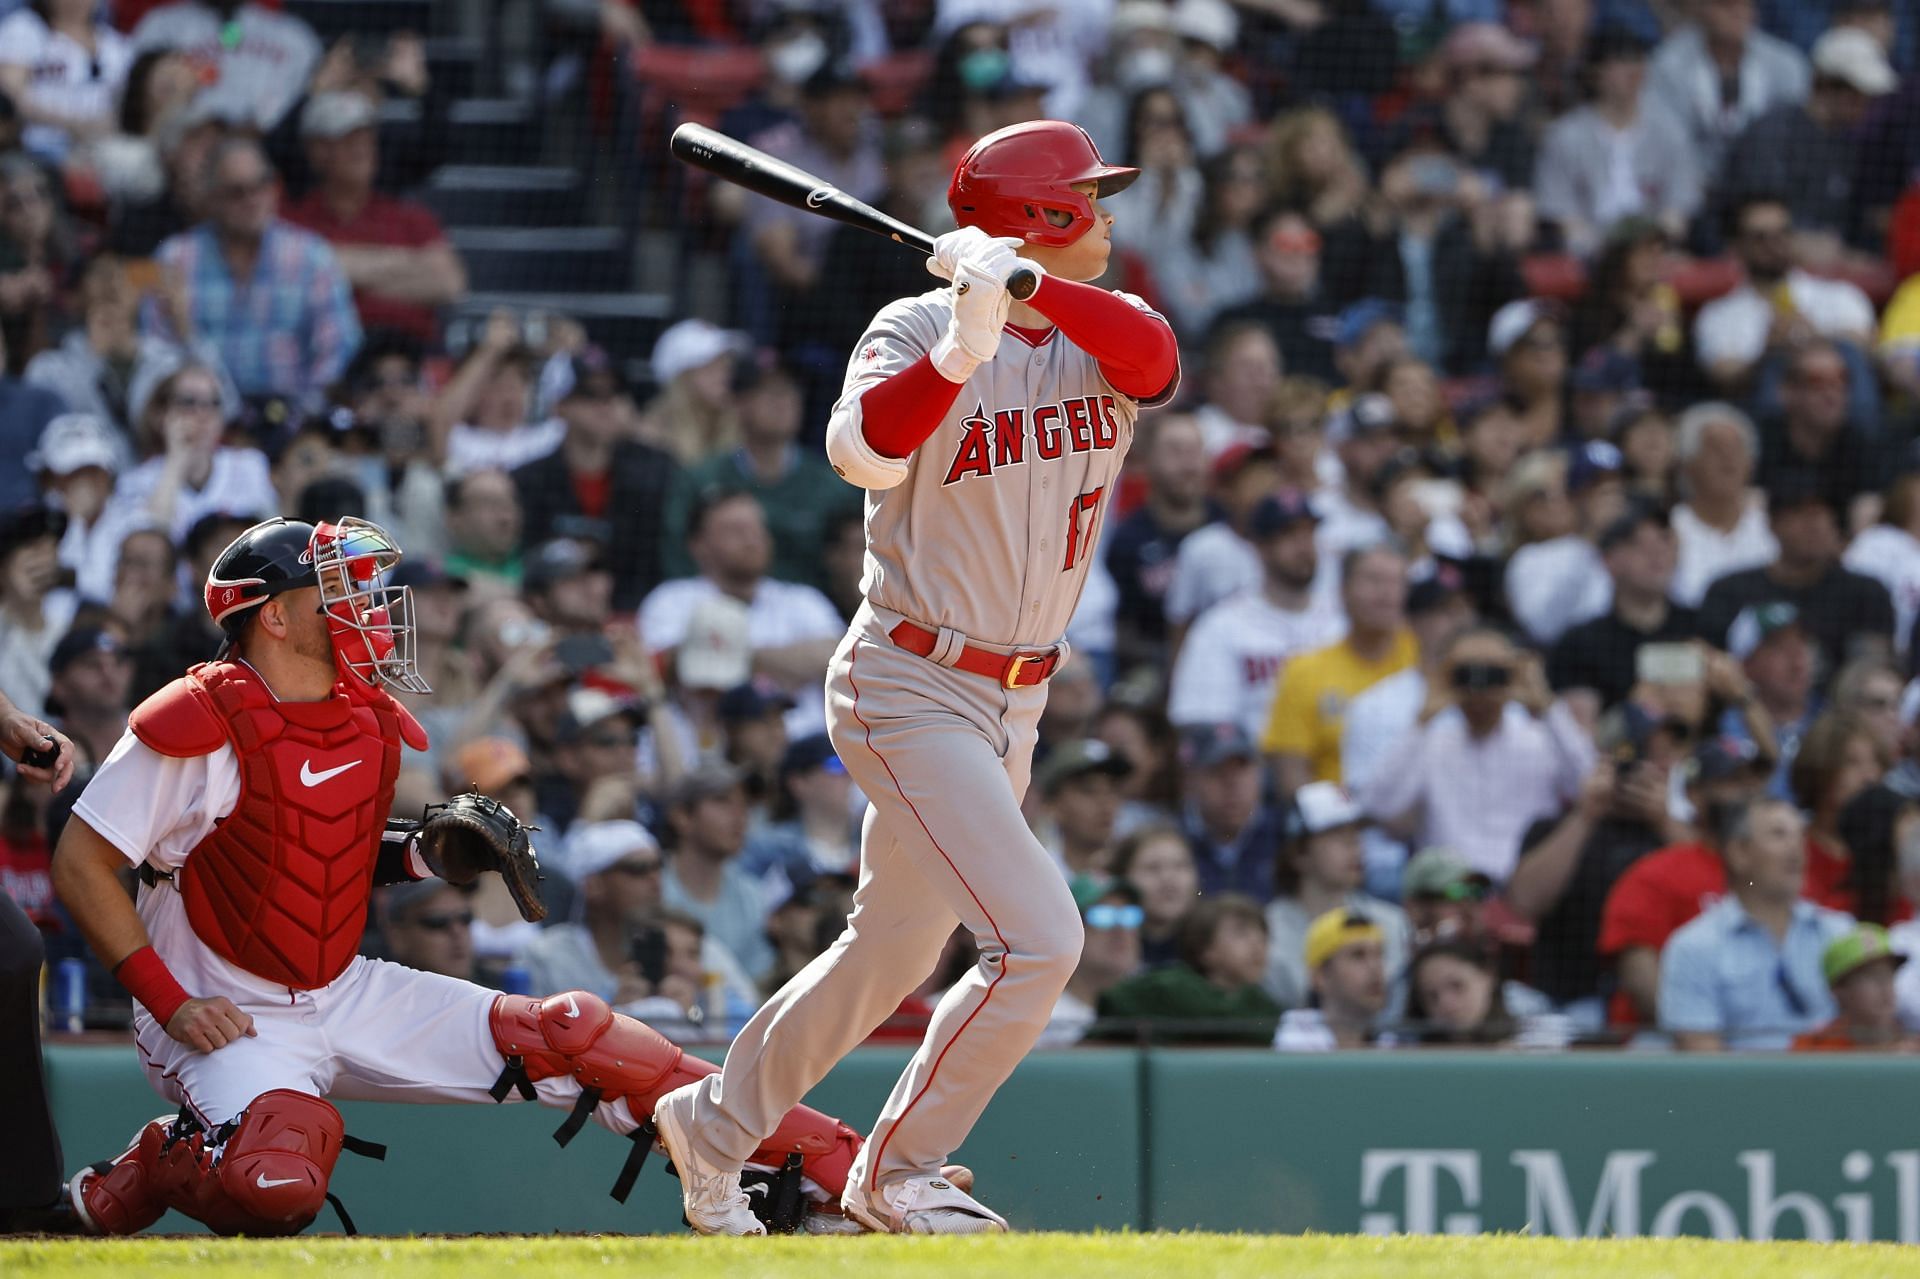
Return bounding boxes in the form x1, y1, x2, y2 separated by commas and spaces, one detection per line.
855, 353, 966, 459
1022, 275, 1180, 400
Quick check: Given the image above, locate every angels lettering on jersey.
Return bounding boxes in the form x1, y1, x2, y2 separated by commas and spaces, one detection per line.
941, 395, 1123, 487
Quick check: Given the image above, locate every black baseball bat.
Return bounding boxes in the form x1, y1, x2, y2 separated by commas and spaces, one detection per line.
669, 122, 1039, 301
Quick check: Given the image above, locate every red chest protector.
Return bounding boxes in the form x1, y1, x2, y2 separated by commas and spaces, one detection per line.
130, 660, 425, 990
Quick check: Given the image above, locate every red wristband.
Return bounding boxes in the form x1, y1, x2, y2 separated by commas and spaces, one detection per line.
113, 945, 191, 1027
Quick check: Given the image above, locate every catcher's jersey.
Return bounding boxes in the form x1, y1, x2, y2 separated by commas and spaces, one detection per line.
838, 286, 1177, 649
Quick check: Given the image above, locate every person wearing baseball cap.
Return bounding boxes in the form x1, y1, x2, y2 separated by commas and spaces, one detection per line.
1402, 846, 1493, 943
44, 624, 133, 764
1793, 924, 1911, 1051
1274, 906, 1391, 1051
1547, 500, 1690, 713
1095, 892, 1281, 1045
738, 733, 856, 907
1266, 782, 1410, 1009
30, 413, 125, 603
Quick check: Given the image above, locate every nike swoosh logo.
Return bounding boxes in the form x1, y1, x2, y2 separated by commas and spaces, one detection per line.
256, 1174, 302, 1189
744, 1182, 769, 1200
300, 759, 362, 787
563, 994, 580, 1019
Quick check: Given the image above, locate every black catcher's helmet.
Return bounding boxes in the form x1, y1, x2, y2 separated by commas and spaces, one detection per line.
203, 517, 319, 635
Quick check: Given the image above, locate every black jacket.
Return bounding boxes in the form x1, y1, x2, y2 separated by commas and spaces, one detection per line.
512, 439, 678, 612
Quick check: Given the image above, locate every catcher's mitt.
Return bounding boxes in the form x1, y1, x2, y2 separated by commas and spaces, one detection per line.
416, 791, 546, 922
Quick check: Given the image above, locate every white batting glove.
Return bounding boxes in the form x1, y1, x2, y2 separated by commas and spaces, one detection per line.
926, 229, 1025, 282
931, 258, 1013, 381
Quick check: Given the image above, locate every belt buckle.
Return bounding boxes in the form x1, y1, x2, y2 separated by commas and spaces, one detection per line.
1003, 653, 1042, 688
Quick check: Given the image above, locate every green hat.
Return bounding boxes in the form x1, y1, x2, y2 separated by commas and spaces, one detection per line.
1068, 873, 1139, 915
1036, 739, 1132, 797
1402, 847, 1491, 902
1822, 924, 1908, 986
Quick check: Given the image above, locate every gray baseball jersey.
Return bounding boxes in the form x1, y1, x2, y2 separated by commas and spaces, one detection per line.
836, 285, 1175, 648
670, 281, 1178, 1224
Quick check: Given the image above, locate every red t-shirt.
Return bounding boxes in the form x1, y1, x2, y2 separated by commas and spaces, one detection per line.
1595, 836, 1878, 1026
571, 470, 612, 520
282, 191, 448, 343
0, 832, 56, 931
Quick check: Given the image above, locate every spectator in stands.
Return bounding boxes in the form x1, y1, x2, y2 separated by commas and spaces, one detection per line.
1264, 544, 1414, 796
132, 0, 321, 133
1795, 923, 1911, 1050
1268, 377, 1332, 500
125, 510, 237, 699
662, 359, 853, 593
662, 761, 774, 983
1567, 220, 1700, 406
1757, 339, 1885, 524
33, 413, 122, 604
333, 333, 446, 562
442, 469, 523, 597
1205, 207, 1337, 384
1507, 711, 1691, 1021
1837, 782, 1916, 930
1661, 797, 1852, 1050
1264, 107, 1369, 237
1833, 659, 1906, 762
637, 318, 746, 468
1503, 443, 1622, 646
741, 63, 883, 348
514, 347, 676, 613
1793, 710, 1892, 911
0, 0, 130, 166
26, 257, 186, 450
1549, 505, 1696, 716
429, 313, 560, 477
1717, 602, 1814, 796
0, 153, 73, 376
717, 682, 793, 822
1107, 412, 1215, 676
521, 538, 612, 644
1669, 403, 1777, 608
738, 733, 856, 907
1361, 625, 1596, 884
1693, 194, 1875, 393
1097, 893, 1281, 1044
1111, 85, 1202, 262
1178, 722, 1282, 902
1422, 22, 1538, 193
1095, 701, 1180, 836
1491, 299, 1571, 450
1846, 475, 1920, 662
377, 878, 476, 983
1190, 321, 1282, 461
43, 624, 130, 766
1401, 846, 1493, 945
0, 325, 63, 510
1169, 491, 1343, 742
816, 117, 949, 357
144, 138, 361, 407
1273, 906, 1391, 1051
1537, 27, 1703, 256
1039, 879, 1145, 1047
1620, 411, 1682, 505
1264, 781, 1409, 1011
1698, 475, 1895, 670
1597, 735, 1773, 1024
106, 78, 227, 256
1156, 145, 1265, 339
106, 359, 272, 542
1719, 27, 1895, 263
1112, 821, 1199, 969
1404, 939, 1555, 1046
1647, 0, 1810, 177
283, 91, 466, 347
1166, 0, 1251, 158
1035, 738, 1131, 892
0, 501, 73, 718
639, 488, 845, 718
1312, 395, 1400, 569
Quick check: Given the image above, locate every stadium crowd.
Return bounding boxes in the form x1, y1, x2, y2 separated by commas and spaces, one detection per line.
7, 0, 1920, 1056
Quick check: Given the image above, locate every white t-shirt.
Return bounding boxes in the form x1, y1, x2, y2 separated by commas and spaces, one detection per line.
1693, 270, 1877, 372
72, 728, 240, 871
1167, 590, 1346, 740
1669, 495, 1778, 608
131, 2, 320, 131
444, 418, 566, 478
1189, 402, 1267, 462
639, 575, 844, 731
1162, 522, 1257, 627
1845, 525, 1920, 657
1506, 536, 1611, 645
0, 588, 76, 719
0, 11, 131, 161
108, 447, 275, 543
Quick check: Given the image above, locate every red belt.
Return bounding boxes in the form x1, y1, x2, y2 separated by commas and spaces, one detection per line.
887, 621, 1062, 688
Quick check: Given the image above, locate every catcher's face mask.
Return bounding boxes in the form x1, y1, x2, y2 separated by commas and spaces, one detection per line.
310, 517, 432, 695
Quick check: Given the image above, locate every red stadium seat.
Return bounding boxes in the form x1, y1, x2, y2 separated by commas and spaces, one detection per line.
1520, 253, 1587, 303
861, 50, 934, 117
630, 43, 766, 130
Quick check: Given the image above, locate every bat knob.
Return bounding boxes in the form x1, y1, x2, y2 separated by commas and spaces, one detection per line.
1008, 267, 1038, 302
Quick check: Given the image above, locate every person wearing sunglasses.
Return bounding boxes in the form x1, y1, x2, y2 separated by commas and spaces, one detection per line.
1358, 625, 1597, 886
1037, 880, 1145, 1047
1660, 796, 1855, 1051
1097, 891, 1280, 1045
379, 877, 476, 983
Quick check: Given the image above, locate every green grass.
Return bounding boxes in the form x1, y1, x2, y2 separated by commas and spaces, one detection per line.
8, 1234, 1920, 1279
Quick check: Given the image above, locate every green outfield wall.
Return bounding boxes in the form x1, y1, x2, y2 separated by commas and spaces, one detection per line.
42, 1044, 1920, 1239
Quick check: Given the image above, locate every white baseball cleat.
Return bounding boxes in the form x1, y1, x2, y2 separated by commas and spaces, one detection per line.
652, 1083, 767, 1237
844, 1173, 1009, 1235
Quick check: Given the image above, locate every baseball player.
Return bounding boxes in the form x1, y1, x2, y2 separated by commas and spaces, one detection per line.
47, 516, 881, 1236
652, 120, 1180, 1235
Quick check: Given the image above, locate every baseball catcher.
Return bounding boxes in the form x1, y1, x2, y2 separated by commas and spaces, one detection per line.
48, 516, 882, 1236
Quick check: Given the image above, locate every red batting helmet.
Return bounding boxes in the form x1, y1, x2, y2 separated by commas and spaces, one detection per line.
947, 120, 1140, 249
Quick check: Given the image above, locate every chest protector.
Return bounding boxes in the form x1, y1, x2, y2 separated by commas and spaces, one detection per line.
130, 661, 416, 989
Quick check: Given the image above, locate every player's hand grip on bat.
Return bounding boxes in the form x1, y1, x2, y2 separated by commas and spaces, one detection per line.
930, 239, 1041, 382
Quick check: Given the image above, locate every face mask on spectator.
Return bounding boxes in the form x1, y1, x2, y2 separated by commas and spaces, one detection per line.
1118, 47, 1177, 90
768, 32, 828, 86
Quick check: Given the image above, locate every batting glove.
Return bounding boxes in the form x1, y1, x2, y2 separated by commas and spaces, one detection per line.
927, 229, 1025, 282
931, 258, 1015, 380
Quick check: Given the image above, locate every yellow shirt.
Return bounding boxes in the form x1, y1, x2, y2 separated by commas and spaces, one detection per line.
1260, 630, 1419, 782
1880, 277, 1920, 349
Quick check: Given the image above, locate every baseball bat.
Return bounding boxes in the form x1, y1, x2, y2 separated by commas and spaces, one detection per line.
669, 122, 1039, 301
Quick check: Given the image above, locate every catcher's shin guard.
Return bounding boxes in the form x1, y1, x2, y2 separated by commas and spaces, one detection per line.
489, 992, 863, 1208
69, 1116, 173, 1235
